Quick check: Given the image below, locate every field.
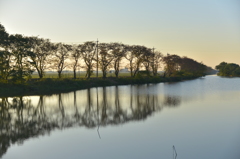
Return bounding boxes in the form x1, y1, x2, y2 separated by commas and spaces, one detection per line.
31, 72, 132, 79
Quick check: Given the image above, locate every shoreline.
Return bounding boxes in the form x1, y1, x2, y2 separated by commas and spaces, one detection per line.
0, 76, 201, 97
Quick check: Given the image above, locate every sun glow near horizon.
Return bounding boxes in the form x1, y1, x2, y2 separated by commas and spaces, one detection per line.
0, 0, 239, 68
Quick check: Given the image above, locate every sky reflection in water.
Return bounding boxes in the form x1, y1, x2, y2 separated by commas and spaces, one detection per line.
1, 75, 240, 159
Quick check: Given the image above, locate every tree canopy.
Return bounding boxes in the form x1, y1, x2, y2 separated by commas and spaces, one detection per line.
215, 62, 240, 77
0, 23, 211, 83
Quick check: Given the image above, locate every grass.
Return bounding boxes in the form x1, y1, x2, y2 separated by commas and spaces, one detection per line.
31, 72, 132, 79
0, 74, 200, 97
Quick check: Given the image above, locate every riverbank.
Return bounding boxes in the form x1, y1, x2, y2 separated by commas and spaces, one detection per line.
0, 76, 201, 97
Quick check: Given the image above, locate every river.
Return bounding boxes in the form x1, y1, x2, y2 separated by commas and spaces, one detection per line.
0, 75, 240, 159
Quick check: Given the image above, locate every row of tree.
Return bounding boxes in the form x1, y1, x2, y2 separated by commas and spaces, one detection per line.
215, 62, 240, 77
0, 23, 208, 83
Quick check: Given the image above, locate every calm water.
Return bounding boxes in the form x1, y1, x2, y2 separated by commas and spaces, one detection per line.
1, 75, 240, 159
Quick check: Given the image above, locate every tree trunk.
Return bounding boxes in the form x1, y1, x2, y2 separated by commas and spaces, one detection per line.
73, 69, 76, 79
102, 70, 107, 79
115, 70, 119, 78
86, 69, 91, 79
58, 71, 62, 78
133, 68, 139, 77
37, 69, 43, 79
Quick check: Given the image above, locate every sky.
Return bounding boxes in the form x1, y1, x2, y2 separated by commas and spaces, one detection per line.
0, 0, 239, 68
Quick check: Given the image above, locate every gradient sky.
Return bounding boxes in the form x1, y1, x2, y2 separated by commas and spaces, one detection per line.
0, 0, 239, 68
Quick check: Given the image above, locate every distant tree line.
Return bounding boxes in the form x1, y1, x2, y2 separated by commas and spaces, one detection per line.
0, 23, 209, 83
215, 62, 240, 77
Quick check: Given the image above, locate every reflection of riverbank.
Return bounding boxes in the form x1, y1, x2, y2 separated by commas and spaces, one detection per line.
0, 86, 181, 158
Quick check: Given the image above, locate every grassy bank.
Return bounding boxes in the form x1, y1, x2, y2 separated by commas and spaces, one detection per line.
0, 76, 200, 97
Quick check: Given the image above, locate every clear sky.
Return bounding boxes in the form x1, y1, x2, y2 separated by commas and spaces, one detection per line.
0, 0, 239, 68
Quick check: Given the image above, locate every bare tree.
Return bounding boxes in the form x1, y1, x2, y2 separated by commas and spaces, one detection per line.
80, 41, 96, 79
141, 47, 153, 76
0, 50, 13, 81
150, 51, 162, 76
162, 54, 181, 77
28, 37, 52, 79
110, 43, 127, 78
125, 45, 148, 77
8, 34, 34, 82
97, 43, 116, 79
51, 43, 70, 78
0, 23, 12, 81
124, 45, 135, 77
71, 44, 82, 79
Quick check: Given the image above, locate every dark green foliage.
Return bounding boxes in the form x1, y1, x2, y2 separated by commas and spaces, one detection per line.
0, 75, 200, 97
162, 54, 181, 77
215, 62, 240, 77
162, 54, 208, 77
179, 57, 207, 77
0, 23, 9, 47
136, 70, 151, 78
0, 24, 11, 81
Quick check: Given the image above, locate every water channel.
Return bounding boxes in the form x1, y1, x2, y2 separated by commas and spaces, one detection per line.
0, 75, 240, 159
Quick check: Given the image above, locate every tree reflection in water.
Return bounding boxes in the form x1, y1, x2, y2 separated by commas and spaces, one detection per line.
0, 86, 181, 158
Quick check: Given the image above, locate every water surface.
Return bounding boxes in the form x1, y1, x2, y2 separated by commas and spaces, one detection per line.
1, 75, 240, 159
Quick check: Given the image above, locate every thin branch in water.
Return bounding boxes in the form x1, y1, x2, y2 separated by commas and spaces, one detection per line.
97, 125, 101, 139
173, 145, 177, 159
